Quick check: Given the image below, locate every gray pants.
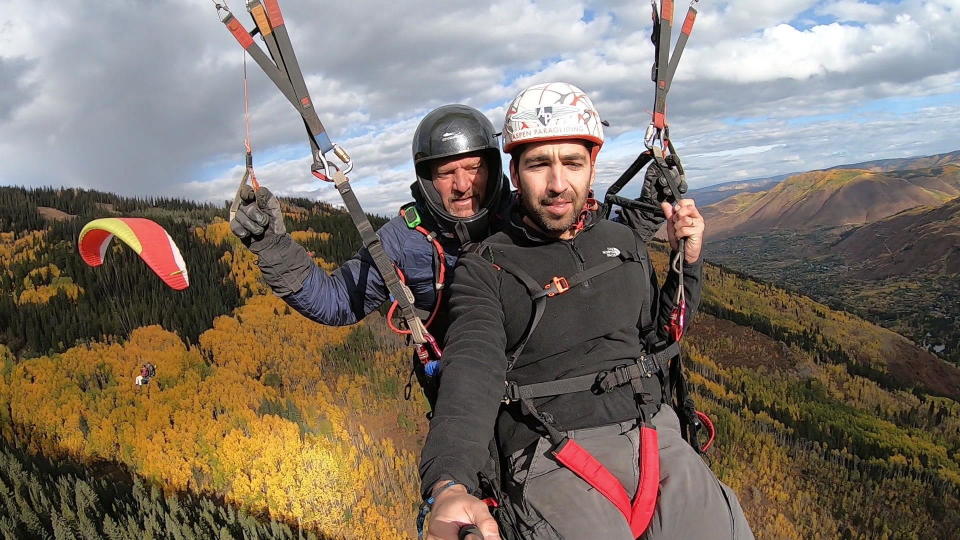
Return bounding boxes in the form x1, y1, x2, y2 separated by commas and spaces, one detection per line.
504, 405, 753, 539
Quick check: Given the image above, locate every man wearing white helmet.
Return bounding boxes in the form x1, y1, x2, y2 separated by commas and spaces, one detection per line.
418, 83, 752, 539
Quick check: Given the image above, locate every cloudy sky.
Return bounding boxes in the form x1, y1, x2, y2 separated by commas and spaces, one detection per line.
2, 0, 958, 214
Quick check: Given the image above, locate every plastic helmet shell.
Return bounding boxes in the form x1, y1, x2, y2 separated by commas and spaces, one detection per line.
411, 104, 509, 244
502, 82, 604, 155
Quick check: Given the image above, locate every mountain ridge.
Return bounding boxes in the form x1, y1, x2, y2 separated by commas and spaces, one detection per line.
833, 196, 960, 279
704, 163, 960, 239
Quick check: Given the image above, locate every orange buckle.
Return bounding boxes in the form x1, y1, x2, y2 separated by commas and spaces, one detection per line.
545, 276, 570, 297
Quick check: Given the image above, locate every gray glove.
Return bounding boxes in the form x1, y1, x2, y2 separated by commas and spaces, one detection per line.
646, 161, 688, 204
618, 165, 675, 242
229, 185, 312, 297
230, 185, 286, 252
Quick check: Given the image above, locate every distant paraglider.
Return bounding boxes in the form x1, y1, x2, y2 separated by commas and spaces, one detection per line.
136, 363, 157, 386
78, 218, 189, 290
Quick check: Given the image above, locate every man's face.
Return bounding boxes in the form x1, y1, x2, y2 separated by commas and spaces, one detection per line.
511, 141, 595, 238
430, 154, 489, 217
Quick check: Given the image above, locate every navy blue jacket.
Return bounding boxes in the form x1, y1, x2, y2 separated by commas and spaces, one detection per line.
283, 211, 461, 326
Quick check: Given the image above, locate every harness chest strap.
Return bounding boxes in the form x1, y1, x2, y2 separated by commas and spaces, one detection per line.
486, 247, 644, 369
501, 342, 679, 404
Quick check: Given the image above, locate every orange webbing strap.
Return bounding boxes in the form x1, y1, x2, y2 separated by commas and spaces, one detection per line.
652, 0, 699, 130
215, 2, 333, 154
652, 0, 673, 130
258, 0, 333, 154
551, 425, 660, 538
247, 0, 286, 74
664, 3, 698, 94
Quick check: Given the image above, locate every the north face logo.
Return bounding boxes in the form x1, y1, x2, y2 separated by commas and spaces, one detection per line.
602, 247, 621, 258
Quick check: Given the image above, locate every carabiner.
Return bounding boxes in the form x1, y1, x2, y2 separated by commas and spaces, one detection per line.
643, 123, 660, 150
212, 0, 231, 21
332, 144, 354, 175
311, 144, 354, 182
424, 333, 443, 359
310, 149, 335, 182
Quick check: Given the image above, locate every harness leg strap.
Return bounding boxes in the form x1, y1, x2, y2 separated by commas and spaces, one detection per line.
551, 438, 632, 519
629, 425, 660, 536
550, 425, 661, 539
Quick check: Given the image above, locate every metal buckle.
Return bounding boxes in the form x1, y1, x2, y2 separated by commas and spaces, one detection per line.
596, 365, 631, 393
502, 381, 520, 404
545, 276, 570, 297
638, 355, 660, 378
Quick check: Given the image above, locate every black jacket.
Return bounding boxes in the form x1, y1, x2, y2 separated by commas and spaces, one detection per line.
418, 208, 702, 497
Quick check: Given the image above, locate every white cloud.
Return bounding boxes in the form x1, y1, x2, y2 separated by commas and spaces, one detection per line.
2, 0, 959, 216
817, 1, 889, 22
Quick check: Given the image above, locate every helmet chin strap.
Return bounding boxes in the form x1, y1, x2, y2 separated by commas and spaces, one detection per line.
454, 220, 473, 245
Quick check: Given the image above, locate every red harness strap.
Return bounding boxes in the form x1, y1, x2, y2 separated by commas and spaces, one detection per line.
631, 426, 661, 534
551, 425, 660, 538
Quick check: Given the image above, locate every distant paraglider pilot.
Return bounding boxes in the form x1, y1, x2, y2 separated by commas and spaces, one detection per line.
136, 363, 156, 386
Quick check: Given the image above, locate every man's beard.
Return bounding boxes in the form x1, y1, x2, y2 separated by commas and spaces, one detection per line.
520, 189, 586, 237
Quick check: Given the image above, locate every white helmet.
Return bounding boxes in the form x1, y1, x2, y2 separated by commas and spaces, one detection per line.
502, 82, 604, 155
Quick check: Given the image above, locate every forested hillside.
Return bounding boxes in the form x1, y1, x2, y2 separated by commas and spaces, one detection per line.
0, 435, 319, 539
0, 186, 382, 359
1, 186, 957, 538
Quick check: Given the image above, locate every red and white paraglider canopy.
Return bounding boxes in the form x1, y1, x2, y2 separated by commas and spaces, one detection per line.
78, 217, 189, 291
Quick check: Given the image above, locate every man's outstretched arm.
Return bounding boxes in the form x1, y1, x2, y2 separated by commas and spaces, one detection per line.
419, 253, 509, 537
231, 184, 391, 326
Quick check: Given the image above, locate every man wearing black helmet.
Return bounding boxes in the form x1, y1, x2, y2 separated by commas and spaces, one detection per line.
412, 106, 510, 245
231, 104, 510, 404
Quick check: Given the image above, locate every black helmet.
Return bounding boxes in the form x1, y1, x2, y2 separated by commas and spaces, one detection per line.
412, 104, 509, 244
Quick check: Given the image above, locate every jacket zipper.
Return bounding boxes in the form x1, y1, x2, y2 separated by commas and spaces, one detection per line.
564, 241, 588, 288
